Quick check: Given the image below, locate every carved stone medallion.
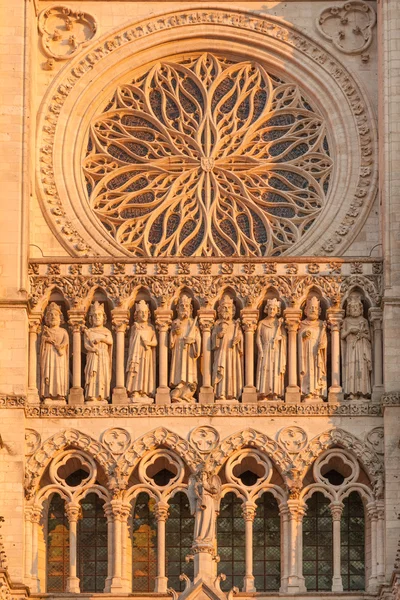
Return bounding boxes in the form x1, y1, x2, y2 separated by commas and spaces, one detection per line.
25, 429, 41, 456
365, 427, 384, 455
38, 5, 98, 60
101, 427, 131, 455
278, 426, 308, 453
317, 1, 376, 55
189, 426, 220, 453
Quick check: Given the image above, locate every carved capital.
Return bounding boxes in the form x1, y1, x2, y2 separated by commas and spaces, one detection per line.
30, 507, 43, 524
240, 309, 258, 333
155, 309, 173, 333
198, 309, 216, 333
65, 503, 81, 523
366, 502, 378, 521
287, 499, 306, 520
67, 310, 85, 333
329, 501, 344, 521
241, 502, 257, 522
369, 307, 383, 330
327, 308, 345, 332
111, 308, 130, 333
154, 502, 169, 522
28, 316, 42, 334
284, 308, 302, 332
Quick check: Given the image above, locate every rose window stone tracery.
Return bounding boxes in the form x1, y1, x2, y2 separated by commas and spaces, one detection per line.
84, 53, 332, 257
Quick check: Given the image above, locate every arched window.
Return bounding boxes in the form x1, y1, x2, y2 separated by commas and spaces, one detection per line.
217, 492, 245, 591
303, 492, 333, 591
341, 492, 365, 591
47, 494, 69, 592
132, 492, 157, 592
253, 493, 280, 591
78, 493, 108, 592
166, 492, 194, 591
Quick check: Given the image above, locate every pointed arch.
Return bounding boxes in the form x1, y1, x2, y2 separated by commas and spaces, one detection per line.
207, 428, 292, 476
292, 428, 383, 488
25, 429, 116, 496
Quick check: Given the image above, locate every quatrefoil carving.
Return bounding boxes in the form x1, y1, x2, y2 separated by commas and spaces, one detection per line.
317, 1, 376, 55
38, 5, 97, 60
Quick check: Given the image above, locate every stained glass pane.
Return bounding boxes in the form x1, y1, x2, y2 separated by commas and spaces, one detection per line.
341, 492, 365, 591
253, 493, 281, 591
217, 493, 245, 591
303, 492, 333, 591
166, 492, 194, 591
47, 493, 69, 592
132, 492, 157, 592
78, 493, 107, 592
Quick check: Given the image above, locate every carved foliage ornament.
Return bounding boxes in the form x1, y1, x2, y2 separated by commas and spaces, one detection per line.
317, 1, 376, 55
84, 53, 331, 257
38, 5, 97, 60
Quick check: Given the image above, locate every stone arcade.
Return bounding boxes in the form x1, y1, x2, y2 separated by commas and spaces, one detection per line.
1, 3, 400, 600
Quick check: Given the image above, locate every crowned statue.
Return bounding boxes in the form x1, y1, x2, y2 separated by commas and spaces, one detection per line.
170, 294, 201, 403
188, 464, 221, 547
83, 302, 113, 402
298, 296, 327, 399
40, 302, 69, 401
256, 298, 287, 399
211, 295, 243, 401
126, 300, 157, 402
341, 292, 372, 397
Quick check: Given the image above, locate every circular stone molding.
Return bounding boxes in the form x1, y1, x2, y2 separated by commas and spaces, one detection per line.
138, 449, 184, 488
225, 449, 272, 488
189, 426, 220, 453
101, 427, 131, 455
49, 449, 97, 488
313, 448, 359, 487
278, 426, 308, 453
37, 6, 377, 258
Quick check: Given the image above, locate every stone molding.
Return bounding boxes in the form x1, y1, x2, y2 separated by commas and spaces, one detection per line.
36, 6, 377, 258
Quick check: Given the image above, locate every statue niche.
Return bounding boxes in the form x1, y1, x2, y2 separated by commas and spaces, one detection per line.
83, 301, 113, 403
256, 298, 287, 400
40, 302, 69, 402
341, 292, 372, 397
126, 300, 157, 403
298, 296, 327, 400
170, 294, 201, 403
212, 294, 243, 401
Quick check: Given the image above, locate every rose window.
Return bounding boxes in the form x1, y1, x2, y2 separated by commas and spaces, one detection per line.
84, 53, 332, 257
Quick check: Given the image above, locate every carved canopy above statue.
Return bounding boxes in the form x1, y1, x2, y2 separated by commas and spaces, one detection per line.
36, 7, 377, 258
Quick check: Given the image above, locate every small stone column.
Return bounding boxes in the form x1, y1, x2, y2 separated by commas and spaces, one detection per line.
155, 309, 172, 405
284, 309, 302, 403
111, 309, 129, 404
198, 309, 215, 404
27, 316, 41, 403
242, 502, 256, 591
24, 508, 33, 585
67, 310, 85, 405
330, 501, 344, 592
65, 503, 81, 593
286, 499, 306, 594
121, 503, 131, 592
154, 502, 169, 592
279, 503, 290, 593
241, 310, 258, 403
376, 501, 385, 584
30, 507, 42, 592
327, 309, 345, 402
369, 308, 384, 401
367, 503, 378, 593
109, 500, 124, 592
104, 503, 114, 593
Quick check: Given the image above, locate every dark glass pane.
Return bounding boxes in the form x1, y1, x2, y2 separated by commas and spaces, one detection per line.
217, 493, 245, 591
132, 493, 157, 592
303, 492, 333, 591
78, 493, 107, 592
341, 492, 365, 591
253, 494, 280, 591
166, 492, 194, 591
47, 494, 69, 592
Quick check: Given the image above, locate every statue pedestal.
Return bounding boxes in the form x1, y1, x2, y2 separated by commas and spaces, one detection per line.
156, 386, 170, 405
285, 386, 301, 403
112, 386, 128, 404
193, 549, 216, 586
68, 386, 84, 405
199, 386, 214, 404
328, 386, 344, 402
372, 385, 384, 402
241, 385, 257, 403
27, 388, 40, 404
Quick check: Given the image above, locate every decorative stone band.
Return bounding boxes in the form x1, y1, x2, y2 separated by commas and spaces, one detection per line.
381, 392, 400, 406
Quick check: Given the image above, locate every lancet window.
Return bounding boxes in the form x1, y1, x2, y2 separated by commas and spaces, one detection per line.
46, 494, 69, 593
78, 493, 108, 592
166, 492, 194, 591
254, 494, 281, 591
341, 492, 365, 591
303, 492, 333, 591
131, 493, 157, 592
217, 492, 246, 591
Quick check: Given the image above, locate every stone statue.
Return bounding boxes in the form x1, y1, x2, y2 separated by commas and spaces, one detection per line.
170, 294, 201, 403
126, 300, 157, 402
256, 298, 287, 399
40, 302, 69, 401
212, 295, 243, 401
83, 302, 113, 402
188, 464, 221, 546
341, 293, 372, 397
298, 296, 327, 399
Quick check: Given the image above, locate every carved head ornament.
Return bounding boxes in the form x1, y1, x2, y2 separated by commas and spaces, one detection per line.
134, 299, 150, 321
305, 295, 321, 319
347, 292, 363, 317
44, 302, 63, 326
88, 301, 106, 326
265, 297, 281, 316
218, 294, 235, 320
